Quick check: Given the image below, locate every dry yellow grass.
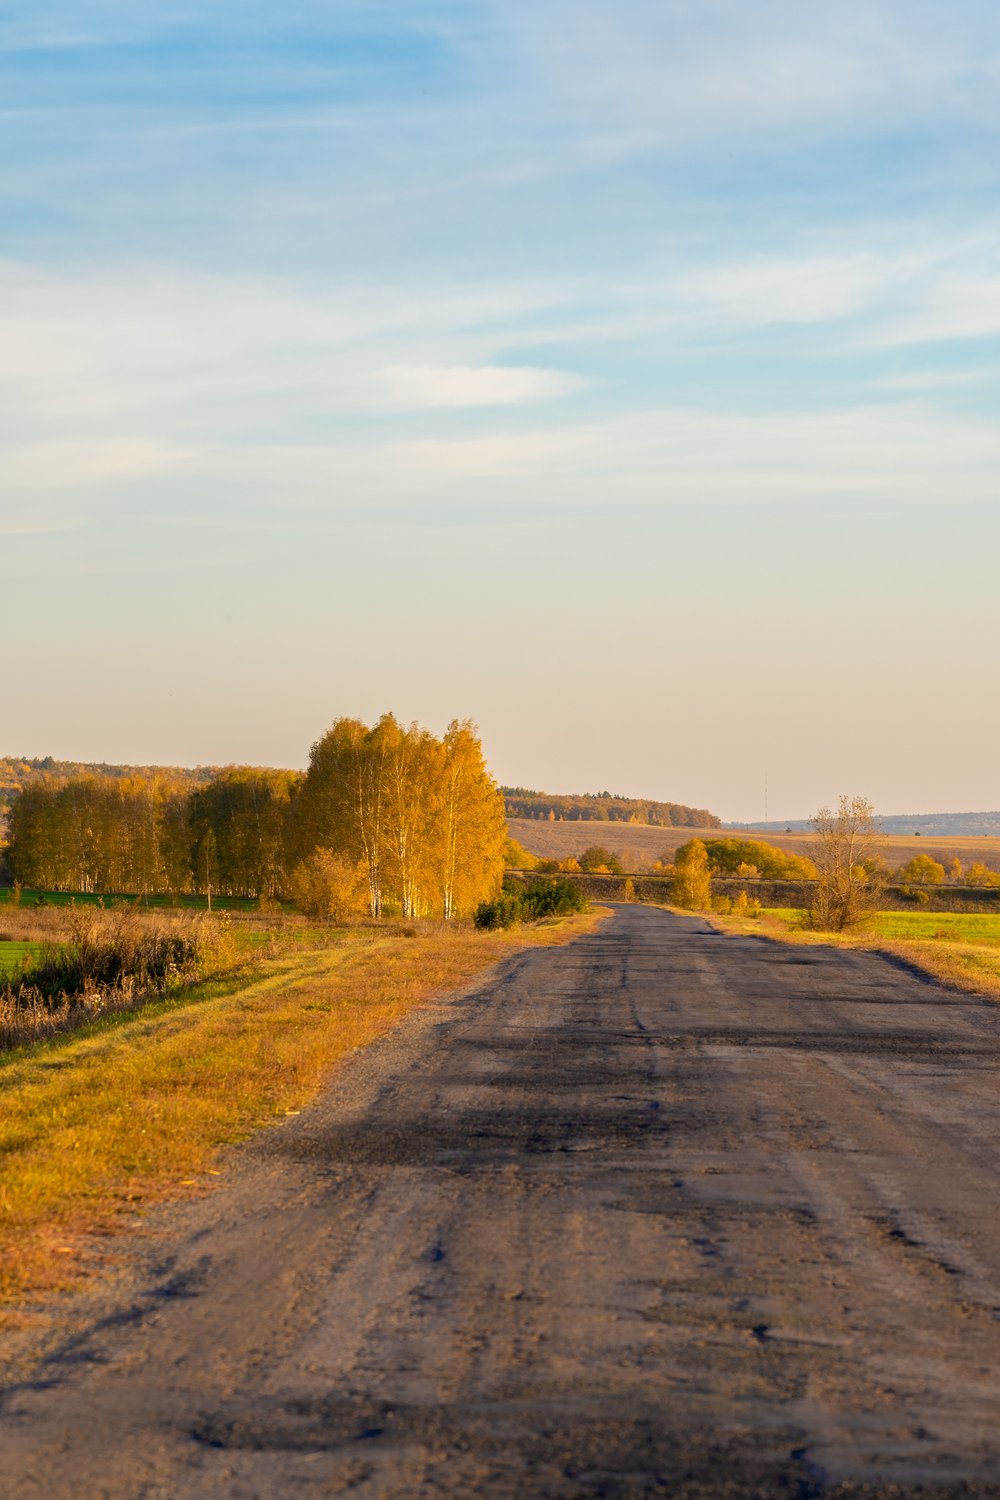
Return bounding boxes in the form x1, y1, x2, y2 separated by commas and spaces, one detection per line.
0, 910, 604, 1312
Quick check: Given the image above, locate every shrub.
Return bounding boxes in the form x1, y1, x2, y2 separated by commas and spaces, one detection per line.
474, 878, 589, 930
673, 839, 712, 910
578, 846, 623, 875
287, 849, 367, 921
3, 909, 237, 1010
474, 892, 523, 930
701, 838, 817, 881
520, 877, 589, 920
898, 854, 945, 886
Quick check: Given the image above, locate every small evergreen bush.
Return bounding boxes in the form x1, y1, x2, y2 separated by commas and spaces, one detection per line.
474, 892, 523, 930
474, 878, 588, 930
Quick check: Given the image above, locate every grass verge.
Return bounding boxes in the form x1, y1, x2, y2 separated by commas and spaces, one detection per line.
709, 906, 1000, 1000
0, 908, 604, 1313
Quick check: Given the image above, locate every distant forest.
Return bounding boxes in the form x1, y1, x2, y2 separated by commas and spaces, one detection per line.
2, 718, 504, 918
501, 788, 721, 828
1, 762, 722, 833
0, 756, 220, 839
0, 756, 217, 804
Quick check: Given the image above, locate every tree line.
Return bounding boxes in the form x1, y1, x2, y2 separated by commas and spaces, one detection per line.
502, 789, 720, 828
667, 838, 818, 881
6, 716, 506, 920
0, 754, 216, 823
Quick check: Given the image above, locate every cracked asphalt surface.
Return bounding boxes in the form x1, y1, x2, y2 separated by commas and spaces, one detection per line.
3, 903, 1000, 1498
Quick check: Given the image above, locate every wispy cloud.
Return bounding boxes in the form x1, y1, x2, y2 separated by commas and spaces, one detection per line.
3, 243, 1000, 516
871, 367, 997, 390
0, 260, 584, 432
870, 275, 1000, 346
0, 438, 184, 491
376, 402, 1000, 505
136, 400, 1000, 514
677, 255, 894, 330
498, 0, 999, 149
375, 363, 587, 407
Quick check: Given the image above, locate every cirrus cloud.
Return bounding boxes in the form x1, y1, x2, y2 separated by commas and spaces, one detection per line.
375, 363, 588, 408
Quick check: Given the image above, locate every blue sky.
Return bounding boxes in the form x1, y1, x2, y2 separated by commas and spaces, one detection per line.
2, 1, 999, 821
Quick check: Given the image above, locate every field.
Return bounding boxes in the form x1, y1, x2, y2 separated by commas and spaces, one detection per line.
508, 817, 1000, 874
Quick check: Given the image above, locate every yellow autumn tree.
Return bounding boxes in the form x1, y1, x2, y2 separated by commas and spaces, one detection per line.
8, 774, 193, 895
899, 853, 945, 886
438, 720, 506, 919
672, 839, 712, 910
294, 714, 504, 920
295, 717, 390, 918
504, 837, 538, 870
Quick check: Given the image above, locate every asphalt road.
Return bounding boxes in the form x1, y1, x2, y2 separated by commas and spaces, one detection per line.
4, 904, 1000, 1499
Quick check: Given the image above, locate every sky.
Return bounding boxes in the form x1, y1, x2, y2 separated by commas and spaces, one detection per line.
2, 1, 999, 822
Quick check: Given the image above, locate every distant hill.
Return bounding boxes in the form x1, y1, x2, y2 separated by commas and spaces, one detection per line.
741, 811, 1000, 837
501, 787, 721, 829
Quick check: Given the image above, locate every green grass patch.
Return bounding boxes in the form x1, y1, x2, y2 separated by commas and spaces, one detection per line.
759, 908, 1000, 946
0, 943, 44, 978
863, 911, 1000, 945
0, 887, 268, 913
759, 907, 811, 928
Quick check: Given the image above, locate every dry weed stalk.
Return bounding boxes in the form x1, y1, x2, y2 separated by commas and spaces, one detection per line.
0, 908, 240, 1053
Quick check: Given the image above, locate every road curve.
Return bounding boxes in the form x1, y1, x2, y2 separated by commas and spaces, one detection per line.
4, 904, 1000, 1498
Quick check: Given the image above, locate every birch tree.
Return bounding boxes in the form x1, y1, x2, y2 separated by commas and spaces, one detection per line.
672, 838, 712, 910
439, 720, 506, 919
380, 716, 440, 919
809, 796, 883, 930
296, 717, 390, 917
